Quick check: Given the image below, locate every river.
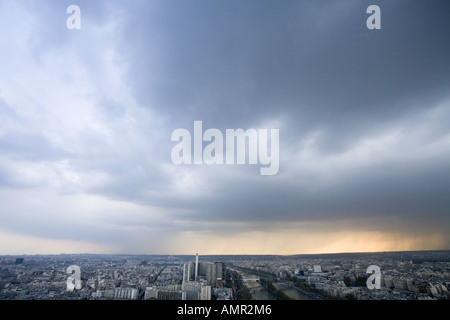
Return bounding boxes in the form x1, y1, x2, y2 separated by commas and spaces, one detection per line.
272, 281, 313, 300
245, 279, 277, 300
233, 269, 313, 300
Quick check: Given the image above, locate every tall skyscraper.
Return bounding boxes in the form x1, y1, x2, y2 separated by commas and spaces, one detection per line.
183, 263, 191, 282
195, 253, 199, 281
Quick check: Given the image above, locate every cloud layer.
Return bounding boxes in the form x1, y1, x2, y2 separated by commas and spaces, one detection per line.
0, 0, 449, 254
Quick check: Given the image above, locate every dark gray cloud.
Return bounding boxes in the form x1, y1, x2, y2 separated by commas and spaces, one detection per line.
120, 0, 450, 125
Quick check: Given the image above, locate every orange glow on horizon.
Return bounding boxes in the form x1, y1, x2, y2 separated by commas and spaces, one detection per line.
166, 228, 448, 256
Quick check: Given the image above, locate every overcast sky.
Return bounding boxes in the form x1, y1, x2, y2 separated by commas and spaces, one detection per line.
0, 0, 449, 255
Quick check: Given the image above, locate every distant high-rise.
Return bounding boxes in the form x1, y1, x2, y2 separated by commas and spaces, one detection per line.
215, 261, 225, 280
196, 261, 226, 286
183, 263, 192, 282
195, 253, 199, 281
201, 285, 211, 300
183, 254, 226, 287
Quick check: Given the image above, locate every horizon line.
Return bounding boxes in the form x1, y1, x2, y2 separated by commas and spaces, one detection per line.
1, 248, 449, 257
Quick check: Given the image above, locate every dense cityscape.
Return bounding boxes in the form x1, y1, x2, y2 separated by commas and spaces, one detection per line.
0, 250, 449, 301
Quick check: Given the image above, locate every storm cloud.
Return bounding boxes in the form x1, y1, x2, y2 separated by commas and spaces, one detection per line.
0, 0, 449, 254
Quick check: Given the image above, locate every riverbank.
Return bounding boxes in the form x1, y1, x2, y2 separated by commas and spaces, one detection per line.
230, 267, 314, 300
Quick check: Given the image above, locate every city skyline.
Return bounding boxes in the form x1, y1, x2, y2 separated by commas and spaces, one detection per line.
0, 0, 449, 256
1, 250, 449, 301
